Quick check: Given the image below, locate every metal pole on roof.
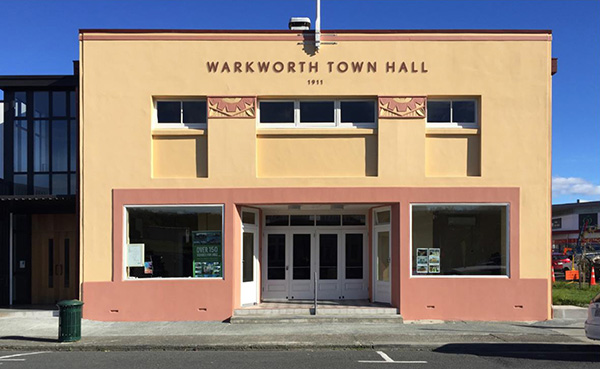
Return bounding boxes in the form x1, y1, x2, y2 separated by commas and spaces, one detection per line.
315, 0, 321, 51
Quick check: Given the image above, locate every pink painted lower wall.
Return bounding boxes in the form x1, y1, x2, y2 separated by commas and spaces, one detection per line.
81, 186, 550, 322
82, 280, 232, 321
399, 277, 548, 321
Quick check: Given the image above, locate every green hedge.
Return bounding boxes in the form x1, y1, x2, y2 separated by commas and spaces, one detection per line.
552, 281, 600, 307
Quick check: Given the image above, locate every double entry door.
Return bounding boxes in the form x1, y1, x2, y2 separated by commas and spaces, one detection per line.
31, 214, 78, 304
263, 229, 367, 300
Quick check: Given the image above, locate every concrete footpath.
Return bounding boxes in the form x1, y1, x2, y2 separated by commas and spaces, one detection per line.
0, 306, 597, 351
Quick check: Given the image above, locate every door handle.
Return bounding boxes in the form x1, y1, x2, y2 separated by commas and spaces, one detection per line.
285, 266, 289, 271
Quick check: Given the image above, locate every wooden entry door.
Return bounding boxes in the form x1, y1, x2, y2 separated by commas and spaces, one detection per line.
31, 214, 78, 304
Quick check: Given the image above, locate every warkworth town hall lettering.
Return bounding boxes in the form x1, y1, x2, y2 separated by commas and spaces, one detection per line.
206, 61, 428, 74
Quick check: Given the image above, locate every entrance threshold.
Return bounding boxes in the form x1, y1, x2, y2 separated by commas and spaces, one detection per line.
0, 305, 58, 318
232, 299, 402, 324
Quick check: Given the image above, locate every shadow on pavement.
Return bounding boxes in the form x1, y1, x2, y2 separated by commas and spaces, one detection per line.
434, 343, 600, 362
0, 336, 58, 343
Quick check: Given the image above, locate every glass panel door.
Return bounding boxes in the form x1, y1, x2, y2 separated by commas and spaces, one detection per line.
374, 207, 392, 304
242, 232, 254, 283
262, 233, 288, 300
342, 232, 368, 299
317, 233, 340, 299
289, 234, 313, 299
377, 231, 390, 282
267, 234, 285, 280
241, 229, 258, 306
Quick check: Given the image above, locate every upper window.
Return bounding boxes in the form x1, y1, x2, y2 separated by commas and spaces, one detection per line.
155, 100, 207, 129
427, 99, 478, 128
258, 99, 376, 128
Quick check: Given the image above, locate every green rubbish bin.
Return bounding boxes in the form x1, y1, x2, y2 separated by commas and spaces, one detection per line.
57, 300, 84, 342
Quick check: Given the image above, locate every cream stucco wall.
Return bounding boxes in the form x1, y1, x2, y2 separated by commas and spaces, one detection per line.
79, 31, 552, 283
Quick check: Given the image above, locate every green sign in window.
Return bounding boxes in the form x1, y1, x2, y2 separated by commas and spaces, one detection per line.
192, 231, 223, 278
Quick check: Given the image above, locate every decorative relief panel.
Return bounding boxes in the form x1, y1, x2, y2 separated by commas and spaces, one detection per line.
208, 97, 256, 118
378, 97, 426, 119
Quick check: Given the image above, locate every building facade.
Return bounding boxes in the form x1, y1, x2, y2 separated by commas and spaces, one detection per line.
552, 201, 600, 253
0, 73, 79, 306
75, 29, 554, 322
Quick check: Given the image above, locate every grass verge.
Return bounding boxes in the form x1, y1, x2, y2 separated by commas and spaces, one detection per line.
552, 281, 600, 307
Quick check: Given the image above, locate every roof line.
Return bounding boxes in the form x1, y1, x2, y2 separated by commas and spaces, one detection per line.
79, 29, 552, 35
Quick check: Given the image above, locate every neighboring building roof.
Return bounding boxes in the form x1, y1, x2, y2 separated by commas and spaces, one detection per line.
553, 201, 600, 216
0, 75, 77, 89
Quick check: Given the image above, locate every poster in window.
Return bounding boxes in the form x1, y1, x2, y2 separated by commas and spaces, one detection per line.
127, 244, 144, 267
428, 248, 440, 274
416, 248, 429, 274
192, 231, 223, 278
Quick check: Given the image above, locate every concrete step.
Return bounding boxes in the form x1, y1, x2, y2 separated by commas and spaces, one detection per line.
230, 314, 404, 324
234, 307, 398, 316
0, 309, 59, 318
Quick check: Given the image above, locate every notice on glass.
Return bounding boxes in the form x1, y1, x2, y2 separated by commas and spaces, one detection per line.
416, 248, 428, 274
127, 244, 145, 267
192, 231, 223, 278
144, 261, 153, 275
428, 248, 440, 274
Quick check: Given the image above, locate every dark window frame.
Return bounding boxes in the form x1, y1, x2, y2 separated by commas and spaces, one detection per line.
155, 99, 207, 129
426, 98, 479, 128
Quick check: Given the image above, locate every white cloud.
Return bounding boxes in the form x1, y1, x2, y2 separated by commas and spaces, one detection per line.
552, 176, 600, 197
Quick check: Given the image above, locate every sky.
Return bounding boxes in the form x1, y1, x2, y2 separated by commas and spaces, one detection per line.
0, 0, 598, 205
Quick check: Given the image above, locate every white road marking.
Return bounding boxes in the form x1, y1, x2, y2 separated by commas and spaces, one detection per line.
377, 351, 395, 362
0, 352, 48, 361
358, 350, 428, 364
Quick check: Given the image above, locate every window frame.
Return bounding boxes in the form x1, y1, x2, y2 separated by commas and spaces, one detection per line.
409, 203, 510, 279
153, 98, 207, 129
426, 98, 479, 129
123, 204, 224, 281
258, 99, 377, 129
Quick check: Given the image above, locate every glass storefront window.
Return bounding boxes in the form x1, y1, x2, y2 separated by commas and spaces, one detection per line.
14, 92, 27, 117
14, 120, 28, 172
52, 91, 67, 117
411, 204, 508, 276
52, 120, 68, 171
125, 206, 223, 279
34, 120, 50, 172
10, 89, 77, 196
33, 91, 50, 118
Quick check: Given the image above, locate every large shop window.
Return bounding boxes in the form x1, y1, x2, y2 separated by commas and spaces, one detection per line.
411, 204, 508, 276
155, 100, 207, 129
427, 99, 478, 129
258, 99, 376, 128
125, 206, 223, 279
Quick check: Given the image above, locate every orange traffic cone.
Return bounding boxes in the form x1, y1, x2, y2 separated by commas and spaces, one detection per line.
551, 266, 556, 283
591, 267, 597, 286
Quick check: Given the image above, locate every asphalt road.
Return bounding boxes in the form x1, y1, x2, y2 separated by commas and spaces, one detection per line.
1, 345, 600, 369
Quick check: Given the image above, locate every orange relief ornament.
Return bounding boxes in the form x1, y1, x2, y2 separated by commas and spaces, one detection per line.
208, 97, 256, 118
378, 97, 426, 119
